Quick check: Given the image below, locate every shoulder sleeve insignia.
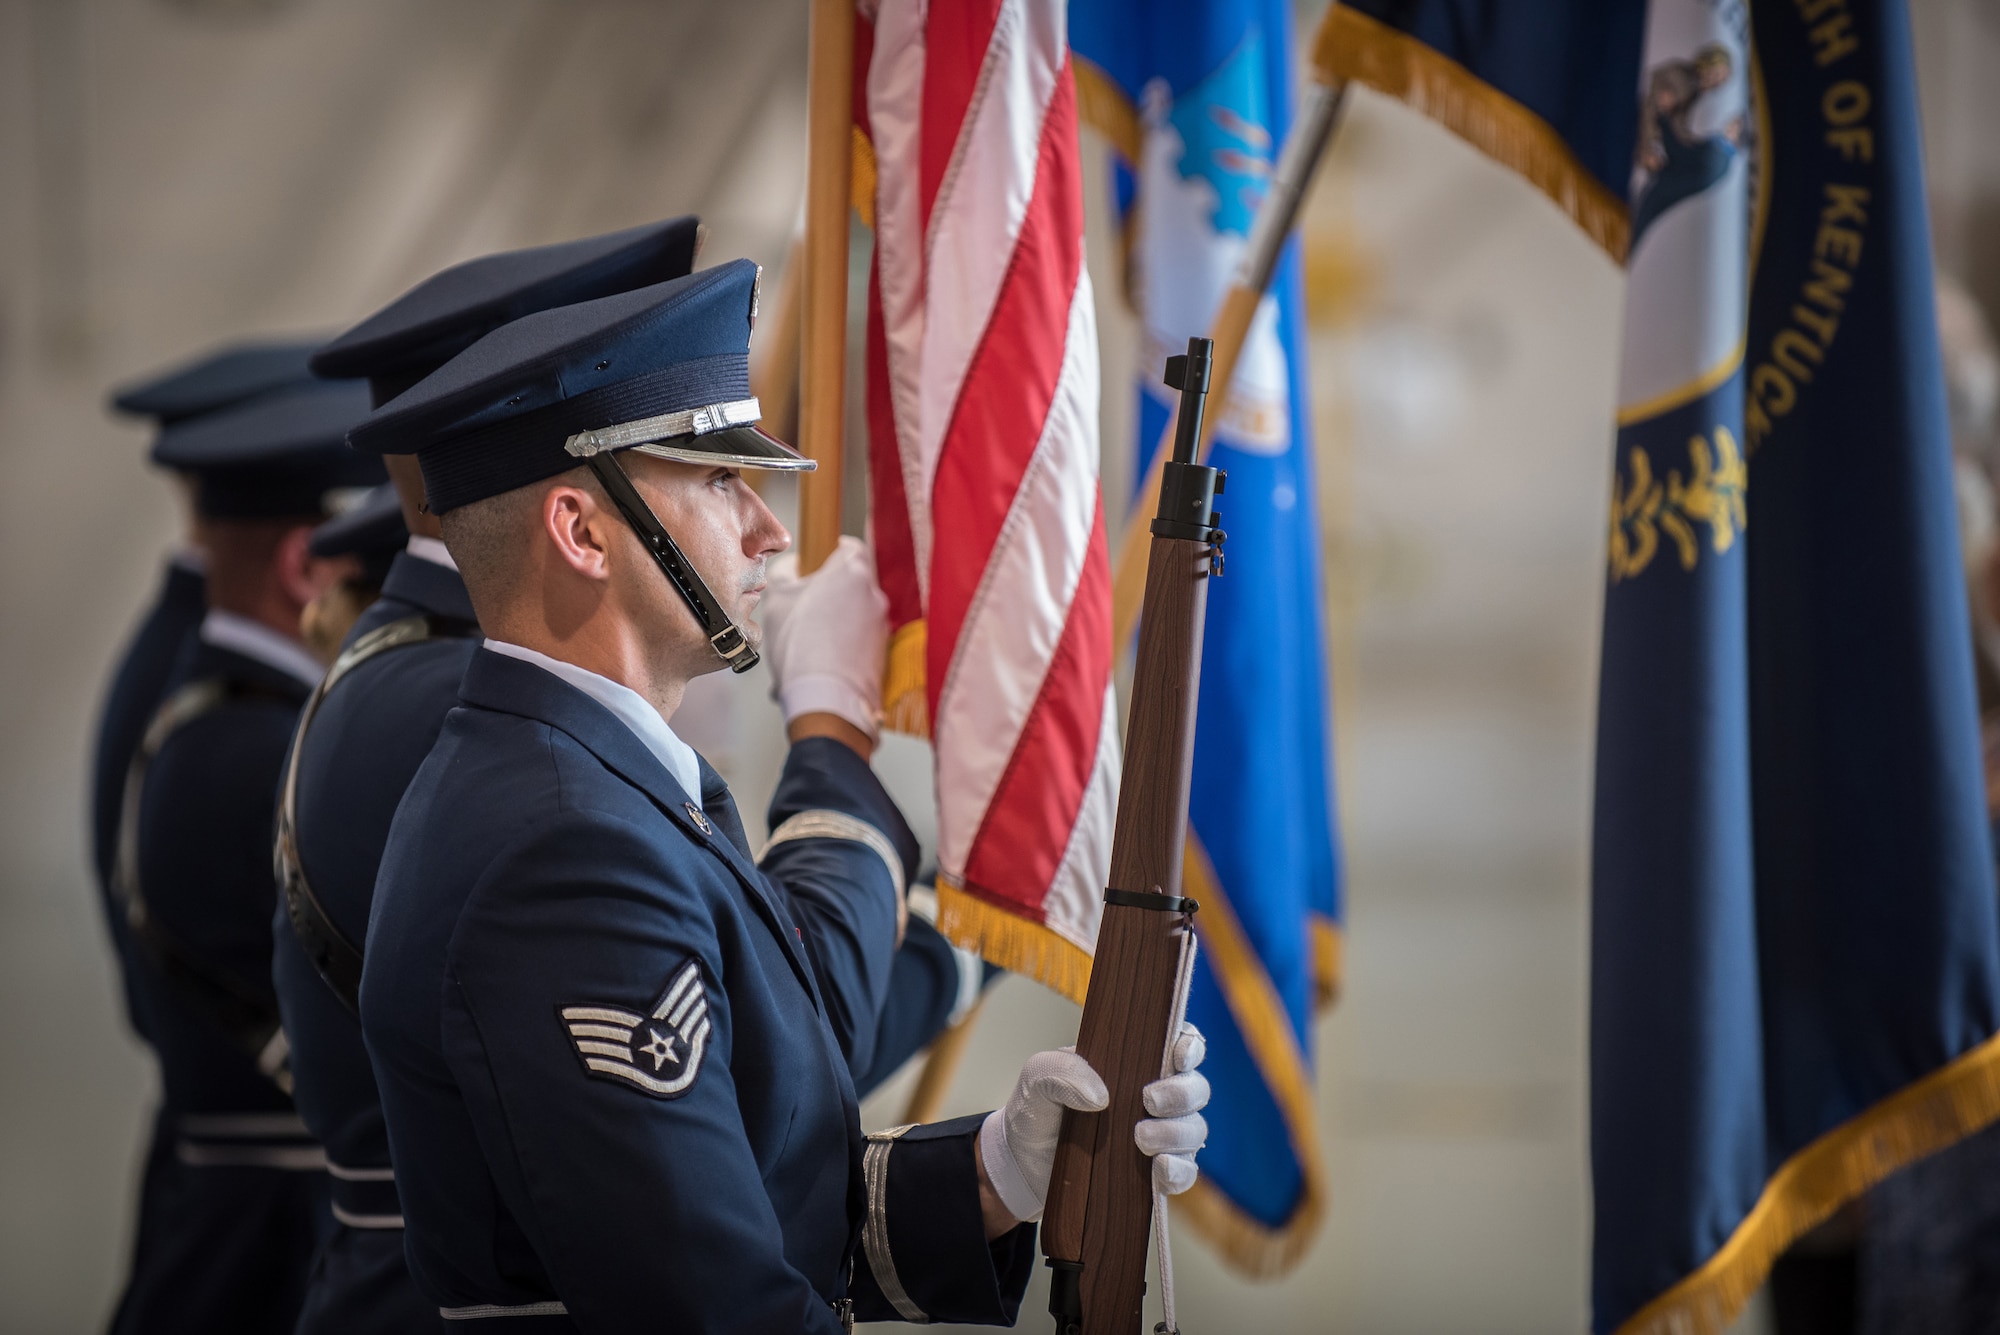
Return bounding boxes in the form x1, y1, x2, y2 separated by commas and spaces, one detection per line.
559, 959, 712, 1099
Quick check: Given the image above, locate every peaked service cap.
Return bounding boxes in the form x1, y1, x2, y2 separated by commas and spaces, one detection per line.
307, 482, 407, 563
110, 339, 320, 424
311, 216, 703, 407
348, 258, 809, 514
155, 379, 385, 520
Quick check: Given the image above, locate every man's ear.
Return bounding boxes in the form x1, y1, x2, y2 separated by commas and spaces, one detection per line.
543, 483, 614, 582
274, 524, 349, 608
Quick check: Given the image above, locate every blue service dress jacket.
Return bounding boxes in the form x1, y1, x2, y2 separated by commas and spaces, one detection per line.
274, 548, 477, 1334
363, 647, 1034, 1332
274, 548, 973, 1333
113, 627, 328, 1335
858, 914, 965, 1094
90, 555, 206, 1035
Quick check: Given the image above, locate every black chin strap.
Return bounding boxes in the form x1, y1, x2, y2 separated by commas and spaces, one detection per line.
580, 450, 760, 674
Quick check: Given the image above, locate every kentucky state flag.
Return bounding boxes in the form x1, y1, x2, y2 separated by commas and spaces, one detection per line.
1320, 0, 2000, 1331
1073, 0, 1342, 1276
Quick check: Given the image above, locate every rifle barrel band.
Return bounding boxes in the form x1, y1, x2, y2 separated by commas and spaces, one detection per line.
1148, 518, 1220, 543
1103, 887, 1199, 914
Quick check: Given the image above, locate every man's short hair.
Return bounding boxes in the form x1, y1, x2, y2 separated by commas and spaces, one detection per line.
440, 466, 600, 613
440, 482, 544, 613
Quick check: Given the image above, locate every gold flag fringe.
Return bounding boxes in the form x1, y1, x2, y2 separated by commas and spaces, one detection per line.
881, 619, 930, 738
850, 124, 877, 229
1310, 915, 1343, 1011
936, 882, 1093, 1005
1618, 1027, 2000, 1335
1312, 6, 1630, 264
1174, 839, 1329, 1277
1073, 58, 1142, 164
1173, 1173, 1326, 1280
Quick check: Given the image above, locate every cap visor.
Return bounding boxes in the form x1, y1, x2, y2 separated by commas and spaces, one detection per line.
627, 425, 816, 472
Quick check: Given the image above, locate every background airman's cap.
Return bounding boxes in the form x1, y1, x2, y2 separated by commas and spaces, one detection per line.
308, 483, 407, 584
154, 379, 385, 519
347, 259, 808, 514
310, 216, 703, 406
109, 339, 319, 425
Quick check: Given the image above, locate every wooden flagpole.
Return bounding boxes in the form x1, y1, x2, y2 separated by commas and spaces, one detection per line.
901, 995, 987, 1124
797, 0, 855, 574
796, 0, 982, 1123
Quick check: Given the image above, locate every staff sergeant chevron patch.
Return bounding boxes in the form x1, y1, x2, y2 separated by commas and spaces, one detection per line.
560, 959, 712, 1099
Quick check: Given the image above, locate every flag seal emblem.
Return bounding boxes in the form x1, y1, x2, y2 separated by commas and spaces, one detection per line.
559, 959, 712, 1099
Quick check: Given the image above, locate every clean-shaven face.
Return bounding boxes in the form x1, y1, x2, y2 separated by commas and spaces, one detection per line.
614, 452, 791, 673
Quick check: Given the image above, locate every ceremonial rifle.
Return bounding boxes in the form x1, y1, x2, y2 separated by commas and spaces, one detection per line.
1044, 337, 1225, 1335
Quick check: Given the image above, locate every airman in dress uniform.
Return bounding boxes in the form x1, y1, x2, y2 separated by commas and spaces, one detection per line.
351, 259, 1210, 1331
109, 378, 381, 1335
93, 341, 320, 1031
276, 214, 986, 1335
274, 217, 704, 1335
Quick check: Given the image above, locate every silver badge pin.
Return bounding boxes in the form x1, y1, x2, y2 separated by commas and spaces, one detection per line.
686, 803, 711, 836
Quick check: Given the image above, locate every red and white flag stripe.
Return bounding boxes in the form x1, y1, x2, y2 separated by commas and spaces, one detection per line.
861, 0, 1114, 995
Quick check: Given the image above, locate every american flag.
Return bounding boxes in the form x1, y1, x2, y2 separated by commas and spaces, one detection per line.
856, 0, 1115, 999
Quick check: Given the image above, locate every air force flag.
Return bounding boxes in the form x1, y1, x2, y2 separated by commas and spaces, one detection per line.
1074, 0, 1341, 1278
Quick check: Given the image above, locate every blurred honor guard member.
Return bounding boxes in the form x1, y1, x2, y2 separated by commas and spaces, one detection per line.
110, 377, 381, 1335
274, 217, 703, 1335
352, 260, 1210, 1330
299, 482, 408, 663
93, 341, 319, 1031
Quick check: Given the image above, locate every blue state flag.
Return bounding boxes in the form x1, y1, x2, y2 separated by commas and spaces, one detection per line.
1072, 0, 1342, 1276
1326, 0, 2000, 1330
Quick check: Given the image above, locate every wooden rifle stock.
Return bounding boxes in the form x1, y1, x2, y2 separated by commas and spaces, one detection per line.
1043, 338, 1225, 1334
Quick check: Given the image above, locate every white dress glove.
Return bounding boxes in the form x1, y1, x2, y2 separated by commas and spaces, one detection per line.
978, 1023, 1209, 1222
756, 535, 890, 744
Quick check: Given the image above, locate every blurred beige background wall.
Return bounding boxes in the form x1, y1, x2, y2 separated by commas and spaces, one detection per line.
4, 2, 2000, 1332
